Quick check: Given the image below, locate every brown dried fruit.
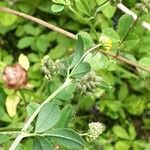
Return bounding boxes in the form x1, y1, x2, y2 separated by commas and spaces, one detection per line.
2, 64, 27, 90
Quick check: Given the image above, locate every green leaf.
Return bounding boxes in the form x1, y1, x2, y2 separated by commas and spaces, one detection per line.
0, 10, 17, 26
103, 144, 114, 150
0, 134, 10, 144
45, 128, 85, 150
17, 36, 34, 49
70, 35, 84, 68
0, 107, 11, 123
33, 137, 54, 150
106, 100, 121, 112
80, 95, 95, 111
37, 1, 52, 13
35, 34, 50, 52
56, 84, 76, 101
35, 102, 60, 133
102, 3, 116, 18
100, 80, 112, 90
49, 45, 67, 59
26, 102, 40, 117
78, 31, 94, 49
75, 0, 90, 16
55, 105, 75, 128
24, 24, 41, 36
28, 53, 40, 62
84, 53, 109, 70
118, 84, 129, 101
102, 27, 120, 43
138, 57, 150, 77
51, 4, 64, 13
114, 140, 131, 150
124, 33, 139, 49
70, 62, 91, 78
113, 125, 130, 140
123, 95, 146, 115
117, 15, 134, 38
132, 140, 149, 150
128, 123, 136, 140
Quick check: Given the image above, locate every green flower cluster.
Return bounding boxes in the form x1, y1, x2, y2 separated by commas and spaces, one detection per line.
136, 0, 150, 13
87, 122, 105, 142
41, 56, 64, 80
76, 71, 102, 94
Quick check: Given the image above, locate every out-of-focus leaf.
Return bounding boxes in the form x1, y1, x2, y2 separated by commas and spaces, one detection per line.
18, 54, 30, 70
123, 95, 146, 115
113, 125, 130, 140
138, 57, 150, 77
114, 140, 131, 150
5, 94, 20, 118
51, 4, 64, 13
17, 36, 34, 49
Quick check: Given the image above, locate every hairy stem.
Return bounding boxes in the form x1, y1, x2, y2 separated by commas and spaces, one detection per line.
9, 78, 72, 150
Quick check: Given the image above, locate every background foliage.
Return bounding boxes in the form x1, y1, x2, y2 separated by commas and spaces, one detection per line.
0, 0, 150, 149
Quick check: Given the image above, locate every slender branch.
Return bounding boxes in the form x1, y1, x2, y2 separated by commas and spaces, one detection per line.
117, 3, 150, 30
9, 78, 72, 150
0, 6, 149, 73
0, 7, 76, 40
101, 50, 150, 73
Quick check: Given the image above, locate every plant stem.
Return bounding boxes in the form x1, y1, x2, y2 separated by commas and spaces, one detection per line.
117, 11, 142, 55
88, 21, 99, 42
9, 78, 72, 150
68, 6, 99, 41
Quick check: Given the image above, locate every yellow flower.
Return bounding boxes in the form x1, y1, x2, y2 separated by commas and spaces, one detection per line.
99, 35, 112, 51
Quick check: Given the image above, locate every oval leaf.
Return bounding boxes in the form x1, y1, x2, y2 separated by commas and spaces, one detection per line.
70, 35, 84, 68
45, 128, 85, 150
55, 105, 75, 128
51, 4, 64, 13
18, 53, 30, 70
5, 95, 20, 118
70, 62, 91, 78
33, 137, 54, 150
35, 102, 60, 133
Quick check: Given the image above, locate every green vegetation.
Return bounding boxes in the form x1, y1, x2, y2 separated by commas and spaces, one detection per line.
0, 0, 150, 149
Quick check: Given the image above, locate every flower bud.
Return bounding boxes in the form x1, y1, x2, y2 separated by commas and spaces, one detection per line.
99, 35, 112, 51
76, 71, 102, 94
2, 64, 27, 90
41, 56, 64, 80
136, 0, 150, 13
87, 122, 105, 142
